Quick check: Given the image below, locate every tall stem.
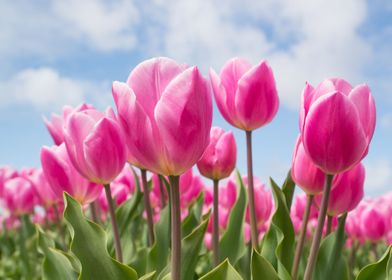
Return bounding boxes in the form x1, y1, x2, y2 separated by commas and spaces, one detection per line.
292, 194, 314, 280
104, 183, 123, 262
169, 175, 181, 280
158, 174, 167, 208
304, 174, 334, 280
90, 201, 99, 224
213, 179, 220, 266
141, 169, 155, 246
326, 215, 333, 236
245, 130, 258, 249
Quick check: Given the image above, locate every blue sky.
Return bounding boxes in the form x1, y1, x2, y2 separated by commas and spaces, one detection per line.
0, 0, 391, 196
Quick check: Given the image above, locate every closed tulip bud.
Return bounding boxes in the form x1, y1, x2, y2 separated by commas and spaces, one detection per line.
112, 57, 212, 176
210, 58, 279, 131
197, 127, 236, 180
24, 168, 58, 208
64, 108, 127, 184
3, 177, 36, 216
0, 166, 18, 197
41, 143, 102, 205
300, 78, 376, 174
291, 136, 325, 195
314, 163, 365, 216
361, 206, 387, 242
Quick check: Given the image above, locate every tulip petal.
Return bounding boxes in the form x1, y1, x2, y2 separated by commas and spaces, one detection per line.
303, 91, 367, 174
299, 82, 314, 133
155, 67, 212, 175
235, 60, 279, 130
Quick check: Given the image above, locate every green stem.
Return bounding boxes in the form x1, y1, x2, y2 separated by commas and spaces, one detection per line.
292, 194, 314, 280
169, 175, 181, 280
19, 215, 32, 280
104, 183, 123, 262
326, 215, 333, 236
141, 169, 155, 246
158, 174, 167, 208
245, 130, 259, 250
90, 201, 99, 224
213, 179, 220, 266
304, 174, 334, 280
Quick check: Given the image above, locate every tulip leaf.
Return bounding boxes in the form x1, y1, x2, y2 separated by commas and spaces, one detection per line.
219, 171, 247, 265
356, 246, 392, 280
261, 178, 295, 280
182, 193, 205, 237
37, 227, 78, 280
181, 212, 210, 280
281, 169, 295, 211
251, 249, 279, 280
63, 193, 138, 280
199, 259, 243, 280
314, 213, 349, 280
146, 206, 171, 277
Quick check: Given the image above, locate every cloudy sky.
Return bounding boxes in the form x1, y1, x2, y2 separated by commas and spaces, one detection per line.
0, 0, 391, 196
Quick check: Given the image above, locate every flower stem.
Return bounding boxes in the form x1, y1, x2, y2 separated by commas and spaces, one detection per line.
169, 175, 181, 280
326, 215, 333, 236
292, 194, 314, 280
141, 169, 155, 246
104, 183, 123, 262
158, 174, 167, 208
213, 179, 220, 266
304, 174, 334, 280
245, 130, 258, 249
90, 201, 99, 224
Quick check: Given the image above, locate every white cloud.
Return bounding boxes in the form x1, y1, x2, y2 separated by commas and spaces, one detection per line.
0, 68, 107, 111
364, 159, 392, 194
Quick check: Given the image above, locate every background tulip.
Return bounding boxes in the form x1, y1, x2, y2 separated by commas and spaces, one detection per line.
210, 57, 279, 131
300, 78, 376, 174
112, 57, 212, 176
41, 144, 102, 205
3, 177, 36, 216
197, 127, 237, 180
64, 108, 127, 184
24, 168, 58, 208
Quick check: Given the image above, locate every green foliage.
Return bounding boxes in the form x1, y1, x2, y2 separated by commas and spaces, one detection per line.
356, 246, 392, 280
251, 249, 280, 280
199, 259, 243, 280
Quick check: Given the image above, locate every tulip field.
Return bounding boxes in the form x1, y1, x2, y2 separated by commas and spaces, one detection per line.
1, 57, 390, 280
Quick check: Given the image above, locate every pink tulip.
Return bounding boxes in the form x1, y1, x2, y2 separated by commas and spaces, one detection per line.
0, 166, 18, 197
44, 103, 94, 145
41, 143, 102, 204
112, 57, 212, 176
114, 165, 139, 194
210, 58, 279, 131
361, 206, 387, 242
290, 194, 319, 234
197, 127, 237, 180
23, 168, 58, 208
63, 108, 127, 184
300, 78, 376, 174
291, 136, 325, 195
314, 163, 365, 216
3, 177, 36, 216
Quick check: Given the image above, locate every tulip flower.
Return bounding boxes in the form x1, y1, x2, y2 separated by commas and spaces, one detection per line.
302, 78, 376, 280
44, 103, 94, 145
210, 57, 279, 249
361, 206, 387, 242
41, 144, 102, 205
197, 126, 236, 265
113, 57, 212, 278
3, 177, 35, 216
24, 168, 58, 208
0, 166, 18, 197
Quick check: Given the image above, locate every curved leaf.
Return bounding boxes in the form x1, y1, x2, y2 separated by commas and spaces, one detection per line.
281, 169, 295, 211
219, 171, 247, 264
261, 178, 295, 280
37, 227, 78, 280
314, 213, 349, 280
251, 249, 279, 280
199, 259, 243, 280
63, 193, 138, 280
356, 246, 392, 280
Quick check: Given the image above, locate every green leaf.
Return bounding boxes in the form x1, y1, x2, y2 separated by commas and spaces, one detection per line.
261, 178, 295, 280
140, 271, 157, 280
181, 212, 211, 280
281, 169, 295, 211
63, 193, 138, 280
356, 246, 392, 280
147, 206, 171, 276
37, 227, 78, 280
251, 249, 279, 280
219, 171, 247, 265
314, 213, 349, 280
199, 259, 243, 280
